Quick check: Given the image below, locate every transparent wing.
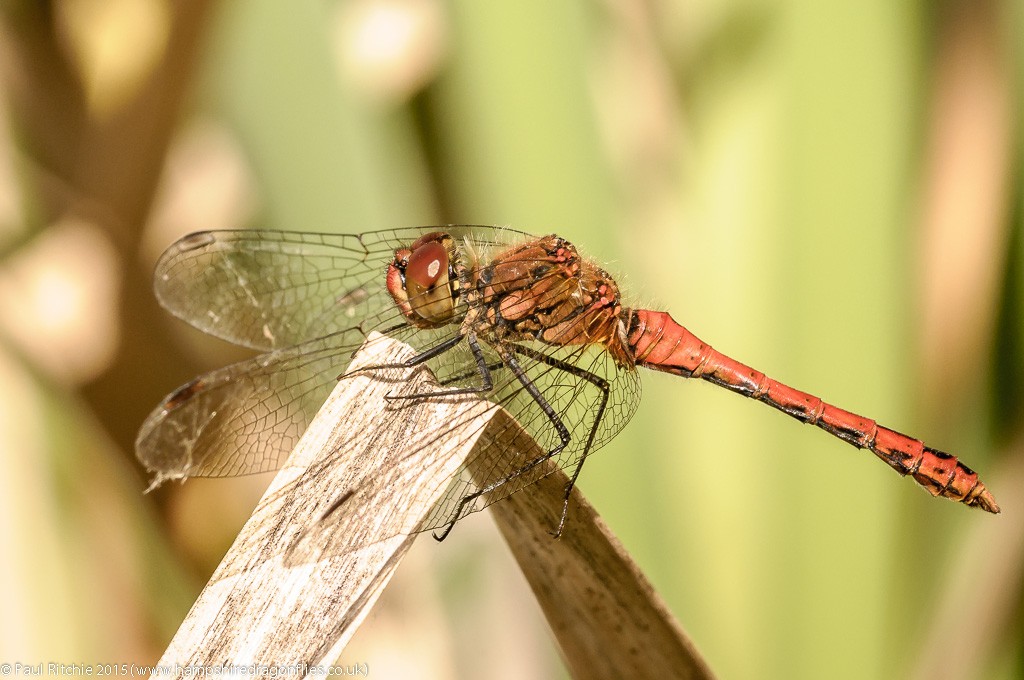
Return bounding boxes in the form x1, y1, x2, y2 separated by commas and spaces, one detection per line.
153, 226, 529, 351
403, 336, 642, 531
140, 224, 530, 489
136, 321, 469, 485
272, 336, 643, 541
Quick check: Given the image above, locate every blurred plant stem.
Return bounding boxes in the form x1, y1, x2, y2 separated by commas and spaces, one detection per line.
0, 0, 216, 459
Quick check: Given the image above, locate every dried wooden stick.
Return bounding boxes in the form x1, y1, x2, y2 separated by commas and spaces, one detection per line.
154, 334, 495, 672
155, 333, 713, 679
473, 415, 716, 680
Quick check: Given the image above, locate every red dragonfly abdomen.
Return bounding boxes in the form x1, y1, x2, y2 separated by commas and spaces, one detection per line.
625, 309, 1000, 513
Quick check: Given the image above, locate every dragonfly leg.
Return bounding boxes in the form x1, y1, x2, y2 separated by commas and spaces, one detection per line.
340, 332, 465, 378
511, 344, 610, 537
437, 360, 505, 387
435, 343, 609, 540
433, 347, 572, 541
385, 332, 495, 400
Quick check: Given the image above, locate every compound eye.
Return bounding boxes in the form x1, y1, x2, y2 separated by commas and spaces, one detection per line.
404, 240, 454, 323
405, 241, 448, 291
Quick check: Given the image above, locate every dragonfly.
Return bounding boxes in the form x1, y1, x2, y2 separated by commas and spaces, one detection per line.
136, 226, 999, 541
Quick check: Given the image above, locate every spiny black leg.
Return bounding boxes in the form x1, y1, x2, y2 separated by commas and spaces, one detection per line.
386, 332, 494, 400
341, 332, 465, 380
340, 332, 492, 398
433, 347, 573, 541
437, 360, 505, 387
509, 344, 610, 538
432, 424, 568, 541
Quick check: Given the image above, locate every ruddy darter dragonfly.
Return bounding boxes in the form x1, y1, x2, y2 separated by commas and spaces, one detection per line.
136, 226, 999, 539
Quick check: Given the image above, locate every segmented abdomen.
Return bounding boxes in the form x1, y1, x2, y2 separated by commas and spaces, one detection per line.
625, 309, 999, 513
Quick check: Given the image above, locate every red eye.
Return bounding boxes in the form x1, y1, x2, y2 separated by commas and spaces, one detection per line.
406, 240, 448, 289
386, 235, 456, 328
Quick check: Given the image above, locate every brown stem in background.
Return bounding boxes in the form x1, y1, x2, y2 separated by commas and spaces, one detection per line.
916, 0, 1014, 425
0, 0, 218, 460
911, 1, 1018, 677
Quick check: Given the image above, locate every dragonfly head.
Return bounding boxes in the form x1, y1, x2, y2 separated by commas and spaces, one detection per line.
387, 232, 459, 328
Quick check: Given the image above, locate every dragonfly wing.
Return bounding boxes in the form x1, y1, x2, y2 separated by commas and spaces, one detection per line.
136, 320, 477, 486
421, 339, 642, 531
153, 230, 407, 351
153, 226, 532, 351
136, 328, 372, 485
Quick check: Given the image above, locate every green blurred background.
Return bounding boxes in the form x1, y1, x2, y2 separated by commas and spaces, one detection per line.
0, 0, 1021, 678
